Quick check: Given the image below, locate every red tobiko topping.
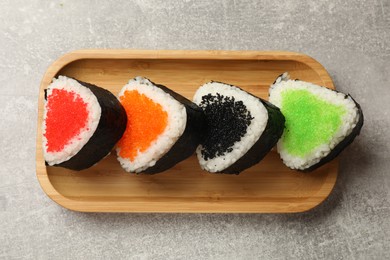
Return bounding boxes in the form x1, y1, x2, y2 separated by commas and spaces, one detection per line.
44, 88, 89, 152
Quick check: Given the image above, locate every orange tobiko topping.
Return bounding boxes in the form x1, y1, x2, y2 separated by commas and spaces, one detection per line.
118, 90, 168, 161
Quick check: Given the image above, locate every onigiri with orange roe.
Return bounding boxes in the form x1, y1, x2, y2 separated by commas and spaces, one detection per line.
116, 77, 206, 174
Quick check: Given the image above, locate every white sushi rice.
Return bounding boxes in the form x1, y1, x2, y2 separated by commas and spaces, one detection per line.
117, 77, 186, 173
43, 76, 101, 165
269, 73, 359, 170
193, 82, 268, 172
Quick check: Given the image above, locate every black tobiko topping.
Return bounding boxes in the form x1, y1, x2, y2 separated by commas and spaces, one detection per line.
199, 93, 253, 160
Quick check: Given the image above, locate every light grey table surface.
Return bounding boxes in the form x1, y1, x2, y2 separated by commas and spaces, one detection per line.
1, 0, 389, 259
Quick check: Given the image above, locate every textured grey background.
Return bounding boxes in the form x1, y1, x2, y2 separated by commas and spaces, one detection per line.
1, 0, 389, 259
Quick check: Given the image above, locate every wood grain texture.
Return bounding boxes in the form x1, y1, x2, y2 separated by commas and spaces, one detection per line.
36, 49, 337, 213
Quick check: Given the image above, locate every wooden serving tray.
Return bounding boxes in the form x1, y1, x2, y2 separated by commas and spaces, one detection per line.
36, 50, 337, 213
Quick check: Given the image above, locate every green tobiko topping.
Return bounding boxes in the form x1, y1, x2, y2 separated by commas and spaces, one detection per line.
281, 89, 346, 157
